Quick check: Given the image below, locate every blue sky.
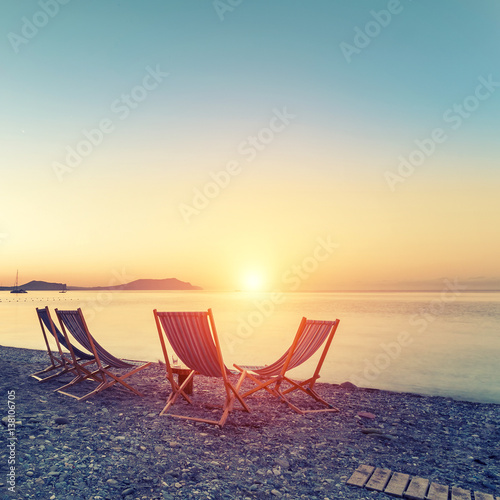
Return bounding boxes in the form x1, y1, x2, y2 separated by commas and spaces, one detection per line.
1, 0, 499, 290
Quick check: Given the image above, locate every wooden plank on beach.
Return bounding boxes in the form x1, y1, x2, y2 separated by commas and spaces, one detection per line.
426, 482, 449, 500
346, 464, 375, 487
384, 472, 410, 497
474, 492, 495, 500
452, 487, 471, 500
404, 476, 429, 500
365, 467, 392, 491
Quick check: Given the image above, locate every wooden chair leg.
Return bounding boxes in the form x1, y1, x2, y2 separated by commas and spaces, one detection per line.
160, 371, 196, 415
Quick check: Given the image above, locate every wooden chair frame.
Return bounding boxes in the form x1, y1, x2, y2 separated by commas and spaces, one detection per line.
31, 306, 97, 383
55, 308, 151, 401
234, 317, 340, 415
154, 309, 250, 427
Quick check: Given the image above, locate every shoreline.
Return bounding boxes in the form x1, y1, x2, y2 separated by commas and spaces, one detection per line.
1, 343, 498, 406
1, 345, 499, 499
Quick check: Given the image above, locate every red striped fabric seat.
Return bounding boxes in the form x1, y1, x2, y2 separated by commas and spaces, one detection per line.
242, 320, 336, 378
155, 311, 230, 377
234, 317, 341, 415
153, 309, 250, 427
38, 307, 94, 361
57, 310, 132, 369
31, 306, 95, 383
54, 308, 151, 401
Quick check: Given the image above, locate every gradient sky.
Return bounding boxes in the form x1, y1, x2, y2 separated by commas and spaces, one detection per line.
1, 0, 499, 291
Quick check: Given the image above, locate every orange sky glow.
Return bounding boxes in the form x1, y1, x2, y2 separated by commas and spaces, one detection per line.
1, 2, 499, 292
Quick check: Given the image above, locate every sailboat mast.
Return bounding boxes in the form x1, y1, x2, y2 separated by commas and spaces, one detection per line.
10, 269, 27, 294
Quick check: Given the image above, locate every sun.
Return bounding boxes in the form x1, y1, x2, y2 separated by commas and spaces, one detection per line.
241, 271, 265, 292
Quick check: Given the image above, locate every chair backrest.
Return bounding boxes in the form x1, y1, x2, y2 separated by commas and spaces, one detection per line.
55, 308, 132, 369
154, 310, 229, 378
36, 307, 94, 360
252, 319, 339, 378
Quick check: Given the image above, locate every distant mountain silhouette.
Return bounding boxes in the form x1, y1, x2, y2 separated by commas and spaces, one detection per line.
0, 278, 201, 291
74, 278, 202, 291
17, 280, 66, 291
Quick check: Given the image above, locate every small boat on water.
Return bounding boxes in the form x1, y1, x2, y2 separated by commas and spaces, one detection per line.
59, 284, 67, 293
10, 270, 27, 294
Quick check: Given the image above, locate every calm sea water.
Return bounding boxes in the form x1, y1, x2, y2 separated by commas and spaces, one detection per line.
2, 290, 499, 404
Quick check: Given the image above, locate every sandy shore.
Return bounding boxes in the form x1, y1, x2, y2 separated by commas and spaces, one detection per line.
0, 345, 499, 500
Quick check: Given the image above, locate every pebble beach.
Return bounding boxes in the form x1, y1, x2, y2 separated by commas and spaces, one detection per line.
1, 346, 499, 500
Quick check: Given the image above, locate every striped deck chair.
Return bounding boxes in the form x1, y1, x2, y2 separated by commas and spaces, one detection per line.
234, 317, 340, 415
153, 309, 250, 427
31, 307, 96, 382
55, 308, 151, 401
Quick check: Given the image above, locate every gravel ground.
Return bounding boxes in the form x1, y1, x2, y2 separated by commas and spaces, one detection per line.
0, 346, 499, 500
